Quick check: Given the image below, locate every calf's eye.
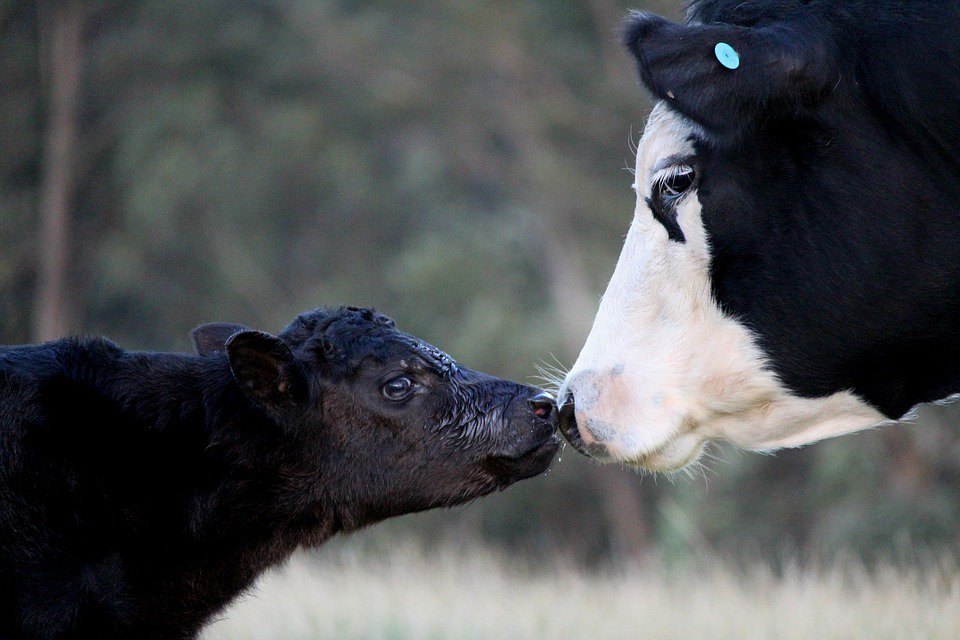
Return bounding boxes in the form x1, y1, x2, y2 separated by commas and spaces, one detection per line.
381, 376, 415, 401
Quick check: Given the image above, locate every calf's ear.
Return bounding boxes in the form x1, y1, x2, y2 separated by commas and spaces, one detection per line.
191, 322, 250, 356
225, 330, 299, 412
622, 10, 839, 136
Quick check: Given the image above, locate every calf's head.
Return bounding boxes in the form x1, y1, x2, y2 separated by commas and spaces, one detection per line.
194, 306, 559, 528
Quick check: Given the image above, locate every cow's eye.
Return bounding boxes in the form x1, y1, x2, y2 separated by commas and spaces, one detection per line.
653, 164, 696, 202
381, 376, 415, 401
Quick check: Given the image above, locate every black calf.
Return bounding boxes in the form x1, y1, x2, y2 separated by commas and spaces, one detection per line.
0, 306, 558, 639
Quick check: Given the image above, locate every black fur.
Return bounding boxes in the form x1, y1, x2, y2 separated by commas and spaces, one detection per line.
646, 195, 687, 243
623, 1, 960, 416
0, 307, 558, 639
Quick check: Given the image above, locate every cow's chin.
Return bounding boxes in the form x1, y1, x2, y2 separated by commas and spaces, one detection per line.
592, 432, 705, 472
560, 405, 705, 471
620, 433, 706, 472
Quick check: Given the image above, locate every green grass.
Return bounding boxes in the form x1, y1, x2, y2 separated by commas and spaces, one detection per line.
202, 541, 960, 640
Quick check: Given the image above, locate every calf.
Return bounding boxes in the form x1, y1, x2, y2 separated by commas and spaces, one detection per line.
0, 306, 559, 639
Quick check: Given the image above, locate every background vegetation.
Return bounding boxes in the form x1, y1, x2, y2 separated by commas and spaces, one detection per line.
202, 542, 960, 640
3, 0, 960, 582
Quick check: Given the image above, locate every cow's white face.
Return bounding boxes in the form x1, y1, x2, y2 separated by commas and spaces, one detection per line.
559, 104, 884, 471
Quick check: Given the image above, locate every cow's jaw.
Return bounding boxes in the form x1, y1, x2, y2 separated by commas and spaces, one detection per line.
559, 104, 884, 471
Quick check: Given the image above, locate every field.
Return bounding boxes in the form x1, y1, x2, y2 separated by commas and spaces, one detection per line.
203, 540, 960, 640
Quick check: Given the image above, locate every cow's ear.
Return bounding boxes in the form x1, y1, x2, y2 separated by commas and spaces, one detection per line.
225, 330, 299, 411
622, 10, 838, 136
191, 322, 250, 356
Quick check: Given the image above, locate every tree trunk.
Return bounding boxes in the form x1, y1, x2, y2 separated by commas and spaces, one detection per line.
33, 0, 83, 342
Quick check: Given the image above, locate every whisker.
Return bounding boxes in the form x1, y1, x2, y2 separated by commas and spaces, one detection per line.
530, 364, 564, 396
536, 364, 566, 378
532, 364, 564, 382
533, 357, 571, 392
535, 365, 565, 378
627, 123, 639, 155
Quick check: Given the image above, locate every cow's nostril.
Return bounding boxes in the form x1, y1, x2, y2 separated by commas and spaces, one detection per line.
559, 391, 575, 418
557, 392, 590, 456
527, 391, 555, 420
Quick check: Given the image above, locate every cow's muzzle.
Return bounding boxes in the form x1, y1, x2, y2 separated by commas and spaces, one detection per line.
558, 393, 611, 459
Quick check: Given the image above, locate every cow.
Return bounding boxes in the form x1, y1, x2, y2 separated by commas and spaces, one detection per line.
559, 0, 960, 471
0, 306, 559, 639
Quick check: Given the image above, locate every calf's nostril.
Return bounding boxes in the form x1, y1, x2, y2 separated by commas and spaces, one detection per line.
527, 391, 556, 420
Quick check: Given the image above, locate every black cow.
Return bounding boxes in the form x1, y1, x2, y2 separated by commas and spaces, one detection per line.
0, 306, 559, 639
559, 0, 960, 470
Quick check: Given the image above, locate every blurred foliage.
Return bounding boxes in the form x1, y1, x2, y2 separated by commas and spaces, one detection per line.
2, 0, 959, 566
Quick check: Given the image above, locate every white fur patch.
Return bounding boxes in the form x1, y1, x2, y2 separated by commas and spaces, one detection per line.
560, 103, 883, 471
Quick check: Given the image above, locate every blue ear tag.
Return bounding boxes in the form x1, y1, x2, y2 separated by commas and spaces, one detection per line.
715, 42, 740, 70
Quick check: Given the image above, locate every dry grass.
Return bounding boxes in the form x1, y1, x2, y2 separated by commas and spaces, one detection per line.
202, 541, 960, 640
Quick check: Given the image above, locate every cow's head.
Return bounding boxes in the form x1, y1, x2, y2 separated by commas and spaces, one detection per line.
560, 3, 960, 470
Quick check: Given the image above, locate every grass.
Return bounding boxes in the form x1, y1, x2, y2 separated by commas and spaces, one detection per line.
202, 539, 960, 640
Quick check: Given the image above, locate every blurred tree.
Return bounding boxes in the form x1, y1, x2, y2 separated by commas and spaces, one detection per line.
32, 0, 85, 340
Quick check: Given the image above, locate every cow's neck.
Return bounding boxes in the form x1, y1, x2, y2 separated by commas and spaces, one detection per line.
716, 256, 960, 418
852, 342, 960, 418
702, 123, 960, 420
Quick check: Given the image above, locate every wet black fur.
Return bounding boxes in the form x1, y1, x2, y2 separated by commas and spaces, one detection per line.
621, 1, 960, 417
0, 307, 558, 639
